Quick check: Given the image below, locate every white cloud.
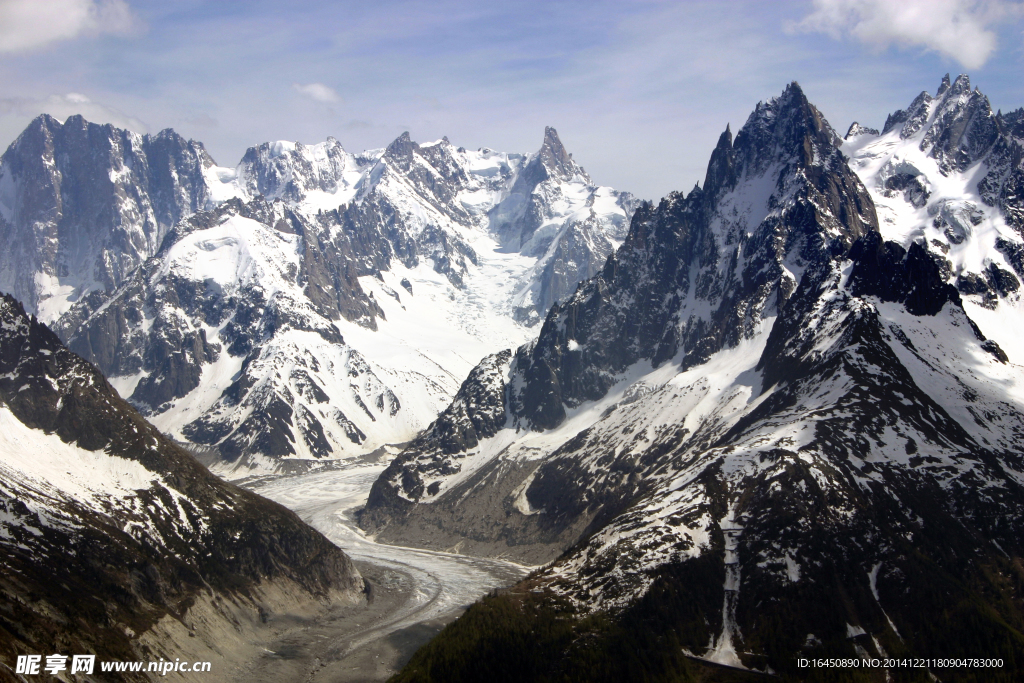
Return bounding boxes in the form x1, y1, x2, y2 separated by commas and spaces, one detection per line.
0, 0, 140, 53
795, 0, 1020, 69
0, 93, 147, 133
292, 82, 341, 104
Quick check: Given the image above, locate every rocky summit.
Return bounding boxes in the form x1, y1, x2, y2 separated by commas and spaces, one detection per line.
366, 79, 1024, 681
0, 116, 635, 473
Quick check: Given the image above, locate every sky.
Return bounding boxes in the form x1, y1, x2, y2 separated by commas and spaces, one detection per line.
0, 0, 1022, 201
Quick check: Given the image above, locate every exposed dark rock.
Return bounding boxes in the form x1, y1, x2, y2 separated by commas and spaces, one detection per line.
882, 172, 930, 208
847, 232, 961, 316
0, 292, 361, 674
844, 121, 879, 138
509, 82, 875, 431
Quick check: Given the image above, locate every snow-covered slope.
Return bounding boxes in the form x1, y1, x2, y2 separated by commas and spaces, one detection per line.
29, 122, 635, 472
843, 73, 1024, 359
0, 293, 363, 674
367, 81, 1024, 678
199, 126, 637, 323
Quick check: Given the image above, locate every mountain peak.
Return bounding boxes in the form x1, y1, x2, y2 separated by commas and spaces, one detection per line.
783, 80, 806, 101
702, 124, 736, 198
62, 113, 89, 129
537, 126, 578, 180
949, 73, 972, 97
384, 130, 418, 170
918, 73, 998, 173
937, 73, 952, 97
733, 81, 842, 176
386, 130, 415, 155
29, 112, 61, 131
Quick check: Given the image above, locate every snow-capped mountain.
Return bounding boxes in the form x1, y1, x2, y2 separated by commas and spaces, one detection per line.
0, 116, 634, 471
843, 73, 1024, 355
0, 293, 363, 673
366, 81, 1024, 678
211, 125, 637, 322
0, 115, 214, 321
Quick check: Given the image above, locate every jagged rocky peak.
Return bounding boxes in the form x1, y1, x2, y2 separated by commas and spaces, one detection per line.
516, 85, 843, 428
383, 130, 418, 169
937, 71, 952, 96
237, 136, 349, 202
879, 73, 1000, 174
417, 135, 471, 184
920, 74, 999, 173
489, 126, 606, 253
378, 130, 464, 183
0, 113, 215, 321
509, 81, 874, 430
700, 82, 857, 211
536, 126, 582, 182
517, 125, 588, 188
371, 130, 478, 230
735, 82, 843, 174
701, 124, 735, 198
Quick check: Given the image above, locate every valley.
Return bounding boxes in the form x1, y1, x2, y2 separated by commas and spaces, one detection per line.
1, 70, 1023, 682
237, 464, 530, 681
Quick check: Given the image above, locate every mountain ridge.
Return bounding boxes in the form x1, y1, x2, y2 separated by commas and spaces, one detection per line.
364, 78, 1024, 679
0, 117, 637, 472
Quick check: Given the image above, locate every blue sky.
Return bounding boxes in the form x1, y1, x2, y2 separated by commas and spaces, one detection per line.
1, 0, 1022, 199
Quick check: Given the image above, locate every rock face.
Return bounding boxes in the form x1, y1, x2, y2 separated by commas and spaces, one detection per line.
367, 81, 1024, 677
0, 118, 635, 471
0, 115, 215, 321
0, 293, 363, 676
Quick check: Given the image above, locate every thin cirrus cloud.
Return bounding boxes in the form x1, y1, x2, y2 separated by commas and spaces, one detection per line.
0, 0, 142, 53
293, 82, 341, 104
793, 0, 1020, 70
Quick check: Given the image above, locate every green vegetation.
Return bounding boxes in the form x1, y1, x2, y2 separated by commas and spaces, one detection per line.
392, 556, 768, 683
392, 549, 1024, 683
